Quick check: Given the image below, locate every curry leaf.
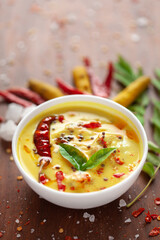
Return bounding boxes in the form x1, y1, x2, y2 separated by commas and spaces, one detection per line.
148, 141, 160, 154
155, 68, 160, 79
151, 107, 160, 129
59, 144, 116, 171
59, 144, 87, 170
147, 152, 160, 167
135, 91, 149, 107
152, 79, 160, 92
82, 148, 116, 170
142, 162, 155, 178
128, 105, 145, 115
154, 126, 160, 146
118, 55, 134, 76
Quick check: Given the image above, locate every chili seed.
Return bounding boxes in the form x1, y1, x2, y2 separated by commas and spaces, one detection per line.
17, 226, 22, 232
17, 176, 23, 181
59, 228, 64, 233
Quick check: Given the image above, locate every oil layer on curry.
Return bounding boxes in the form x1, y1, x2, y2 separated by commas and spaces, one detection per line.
17, 102, 142, 193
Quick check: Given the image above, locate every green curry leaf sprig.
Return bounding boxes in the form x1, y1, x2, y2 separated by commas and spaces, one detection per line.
127, 141, 160, 208
59, 143, 116, 171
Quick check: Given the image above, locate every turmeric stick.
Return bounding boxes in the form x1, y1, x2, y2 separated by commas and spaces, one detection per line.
113, 76, 150, 107
72, 66, 92, 93
28, 78, 63, 100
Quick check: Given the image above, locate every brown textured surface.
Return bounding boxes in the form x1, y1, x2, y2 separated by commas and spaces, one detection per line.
0, 0, 160, 239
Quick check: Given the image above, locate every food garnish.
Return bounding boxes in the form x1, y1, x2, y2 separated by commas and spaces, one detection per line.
59, 143, 116, 171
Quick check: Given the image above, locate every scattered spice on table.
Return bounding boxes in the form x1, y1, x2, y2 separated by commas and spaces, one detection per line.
17, 176, 23, 181
59, 228, 64, 233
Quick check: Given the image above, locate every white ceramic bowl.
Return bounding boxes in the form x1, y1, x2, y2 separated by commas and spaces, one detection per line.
12, 95, 148, 209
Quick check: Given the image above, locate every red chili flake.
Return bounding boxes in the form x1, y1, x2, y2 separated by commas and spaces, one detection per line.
115, 157, 124, 165
82, 122, 101, 129
0, 232, 3, 238
149, 227, 160, 237
113, 173, 125, 178
24, 220, 30, 226
58, 115, 64, 123
17, 189, 20, 193
132, 208, 145, 218
150, 214, 159, 220
70, 186, 75, 191
56, 171, 66, 191
96, 168, 104, 175
6, 205, 10, 209
154, 198, 160, 205
145, 211, 152, 223
39, 173, 49, 185
65, 237, 80, 240
98, 137, 107, 148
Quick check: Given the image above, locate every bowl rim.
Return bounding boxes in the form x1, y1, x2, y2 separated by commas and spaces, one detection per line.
12, 95, 148, 198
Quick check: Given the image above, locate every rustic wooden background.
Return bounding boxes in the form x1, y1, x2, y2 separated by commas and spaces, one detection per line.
0, 0, 160, 239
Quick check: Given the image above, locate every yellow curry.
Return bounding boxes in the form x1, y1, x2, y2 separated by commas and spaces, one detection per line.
17, 102, 142, 193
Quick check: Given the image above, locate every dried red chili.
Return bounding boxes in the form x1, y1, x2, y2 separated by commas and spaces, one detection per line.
0, 232, 3, 238
8, 87, 45, 105
98, 137, 107, 148
83, 56, 91, 67
0, 117, 4, 123
56, 78, 86, 95
145, 211, 152, 223
113, 173, 125, 178
115, 157, 124, 165
0, 90, 32, 107
132, 208, 145, 218
34, 116, 56, 159
82, 122, 101, 129
83, 57, 114, 98
104, 62, 114, 97
56, 171, 66, 191
154, 198, 160, 205
34, 115, 64, 172
149, 227, 160, 237
150, 214, 159, 220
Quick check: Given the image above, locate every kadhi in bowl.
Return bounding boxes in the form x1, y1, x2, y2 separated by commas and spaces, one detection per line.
12, 95, 148, 209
